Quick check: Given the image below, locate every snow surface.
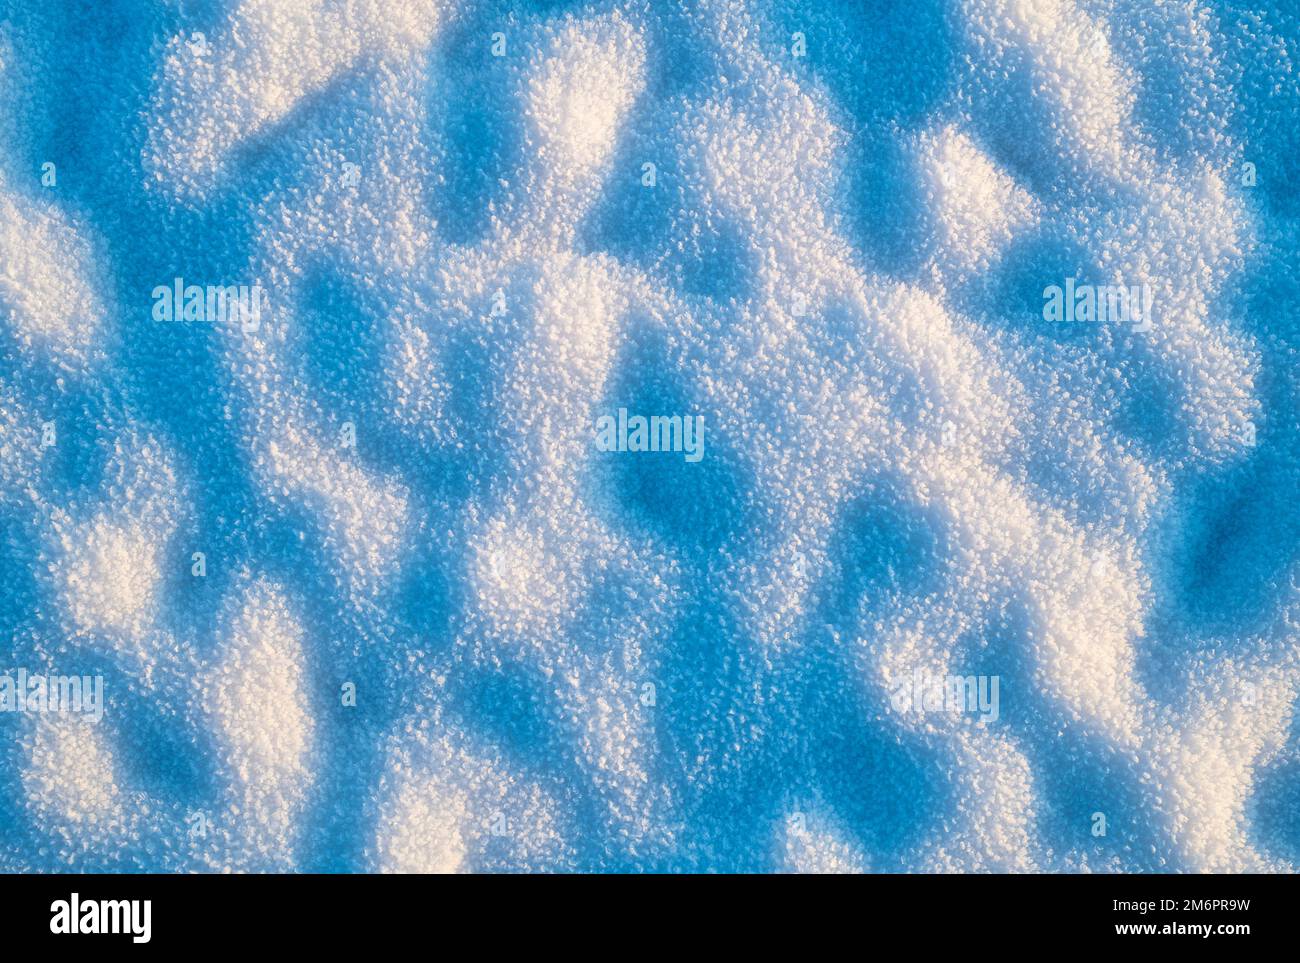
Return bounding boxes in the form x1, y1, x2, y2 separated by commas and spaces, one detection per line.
0, 0, 1298, 872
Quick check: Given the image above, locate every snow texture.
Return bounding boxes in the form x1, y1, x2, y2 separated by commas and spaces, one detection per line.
0, 0, 1298, 873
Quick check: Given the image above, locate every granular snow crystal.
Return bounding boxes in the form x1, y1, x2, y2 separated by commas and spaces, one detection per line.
0, 0, 1297, 874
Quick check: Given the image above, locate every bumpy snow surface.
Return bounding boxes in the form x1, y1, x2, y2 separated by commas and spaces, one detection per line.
0, 0, 1298, 874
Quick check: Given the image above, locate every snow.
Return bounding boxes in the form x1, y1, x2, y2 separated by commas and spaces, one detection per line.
0, 0, 1298, 873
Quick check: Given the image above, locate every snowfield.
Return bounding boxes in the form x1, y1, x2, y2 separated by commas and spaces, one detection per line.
0, 0, 1297, 873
